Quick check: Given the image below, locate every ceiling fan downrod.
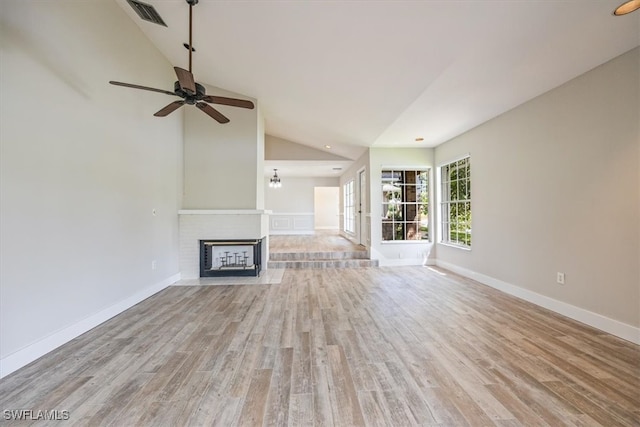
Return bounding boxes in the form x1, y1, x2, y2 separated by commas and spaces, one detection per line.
186, 0, 198, 73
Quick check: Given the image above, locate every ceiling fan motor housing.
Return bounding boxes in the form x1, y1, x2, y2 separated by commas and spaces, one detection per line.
174, 81, 206, 104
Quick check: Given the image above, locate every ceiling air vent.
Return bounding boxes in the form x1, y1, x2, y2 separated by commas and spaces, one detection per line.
126, 0, 167, 27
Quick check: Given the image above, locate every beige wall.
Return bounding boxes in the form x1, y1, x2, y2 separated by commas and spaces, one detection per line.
1, 1, 183, 373
265, 135, 350, 161
182, 87, 259, 210
435, 47, 640, 329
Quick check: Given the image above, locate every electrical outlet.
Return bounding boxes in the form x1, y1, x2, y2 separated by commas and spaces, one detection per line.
557, 272, 565, 284
152, 260, 157, 270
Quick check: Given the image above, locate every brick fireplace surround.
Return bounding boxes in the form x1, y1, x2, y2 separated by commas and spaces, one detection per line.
178, 210, 271, 279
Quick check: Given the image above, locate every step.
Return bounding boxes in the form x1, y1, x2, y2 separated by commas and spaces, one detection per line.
269, 251, 369, 261
267, 259, 379, 269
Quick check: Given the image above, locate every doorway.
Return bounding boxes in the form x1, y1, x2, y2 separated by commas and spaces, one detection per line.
313, 187, 339, 231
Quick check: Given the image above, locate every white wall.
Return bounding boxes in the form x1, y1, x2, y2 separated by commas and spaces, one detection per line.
0, 1, 183, 375
314, 187, 339, 230
266, 176, 339, 212
182, 88, 259, 209
265, 176, 339, 234
435, 47, 640, 335
256, 108, 266, 210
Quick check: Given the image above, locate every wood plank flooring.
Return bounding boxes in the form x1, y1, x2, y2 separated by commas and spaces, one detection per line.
269, 233, 365, 254
1, 266, 638, 426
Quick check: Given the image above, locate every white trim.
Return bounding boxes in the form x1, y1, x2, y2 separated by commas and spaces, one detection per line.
378, 258, 430, 267
437, 242, 472, 251
0, 273, 181, 379
293, 216, 313, 230
437, 156, 471, 248
436, 153, 471, 168
381, 240, 431, 245
340, 230, 358, 245
270, 212, 314, 216
178, 210, 271, 215
380, 165, 430, 171
435, 260, 640, 345
357, 166, 367, 247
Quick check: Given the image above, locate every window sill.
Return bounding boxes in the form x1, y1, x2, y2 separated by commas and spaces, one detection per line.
437, 242, 472, 251
382, 240, 431, 245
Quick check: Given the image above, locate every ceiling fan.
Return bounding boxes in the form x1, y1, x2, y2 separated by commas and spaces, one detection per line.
109, 0, 254, 123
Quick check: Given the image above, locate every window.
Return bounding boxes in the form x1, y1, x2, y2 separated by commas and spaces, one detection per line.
440, 157, 471, 247
381, 169, 429, 241
344, 180, 355, 234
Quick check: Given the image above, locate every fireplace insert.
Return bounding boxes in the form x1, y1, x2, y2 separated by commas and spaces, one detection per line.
199, 238, 263, 277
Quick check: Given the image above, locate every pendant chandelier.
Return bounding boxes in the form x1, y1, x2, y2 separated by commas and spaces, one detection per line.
269, 169, 282, 188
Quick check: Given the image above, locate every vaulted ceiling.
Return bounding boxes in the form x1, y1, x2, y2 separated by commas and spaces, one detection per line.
115, 0, 639, 161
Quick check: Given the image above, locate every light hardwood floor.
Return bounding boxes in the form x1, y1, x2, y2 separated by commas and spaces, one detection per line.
269, 233, 366, 254
1, 266, 638, 426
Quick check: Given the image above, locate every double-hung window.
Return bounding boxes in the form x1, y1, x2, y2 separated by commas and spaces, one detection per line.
440, 157, 471, 247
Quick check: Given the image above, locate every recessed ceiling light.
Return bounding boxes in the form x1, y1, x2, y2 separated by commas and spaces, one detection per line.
613, 0, 640, 15
332, 167, 342, 171
415, 137, 424, 142
325, 145, 332, 149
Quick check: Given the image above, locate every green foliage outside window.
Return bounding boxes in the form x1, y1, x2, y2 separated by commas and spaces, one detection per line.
441, 158, 471, 247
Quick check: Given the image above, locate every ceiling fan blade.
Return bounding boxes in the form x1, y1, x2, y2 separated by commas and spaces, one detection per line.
201, 95, 255, 109
196, 102, 230, 123
109, 81, 177, 97
174, 67, 196, 95
154, 100, 186, 117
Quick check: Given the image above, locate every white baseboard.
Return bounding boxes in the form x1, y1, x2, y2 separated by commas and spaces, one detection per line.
0, 273, 181, 379
435, 260, 640, 345
378, 258, 432, 267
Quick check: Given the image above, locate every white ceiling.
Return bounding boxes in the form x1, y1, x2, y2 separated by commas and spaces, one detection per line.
115, 0, 639, 162
264, 160, 352, 179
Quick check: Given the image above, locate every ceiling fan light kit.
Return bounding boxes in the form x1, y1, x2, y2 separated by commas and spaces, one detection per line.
111, 0, 254, 123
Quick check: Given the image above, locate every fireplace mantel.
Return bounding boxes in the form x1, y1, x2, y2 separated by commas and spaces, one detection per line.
179, 209, 272, 215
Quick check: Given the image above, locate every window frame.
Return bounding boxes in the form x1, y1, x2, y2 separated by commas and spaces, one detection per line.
343, 179, 355, 234
381, 168, 430, 243
439, 156, 471, 248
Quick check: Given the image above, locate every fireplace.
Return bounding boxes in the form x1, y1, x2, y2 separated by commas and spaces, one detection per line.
199, 238, 264, 277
